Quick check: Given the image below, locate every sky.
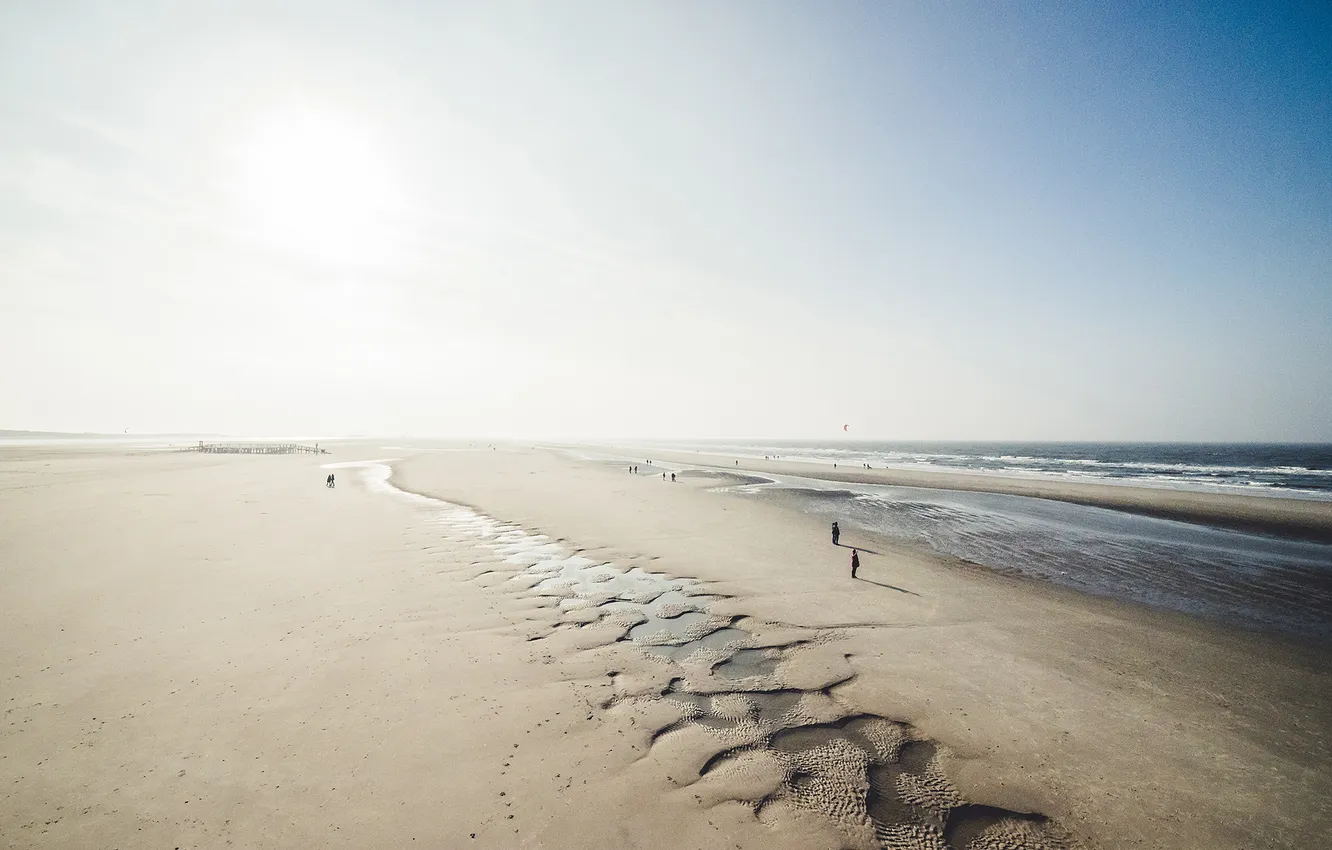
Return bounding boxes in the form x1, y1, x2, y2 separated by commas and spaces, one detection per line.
2, 1, 1330, 440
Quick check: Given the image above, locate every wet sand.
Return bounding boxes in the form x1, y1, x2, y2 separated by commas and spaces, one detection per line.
392, 445, 1332, 850
3, 444, 1329, 849
604, 447, 1332, 542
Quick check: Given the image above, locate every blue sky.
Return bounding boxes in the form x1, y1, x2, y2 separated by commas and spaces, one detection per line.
2, 1, 1329, 439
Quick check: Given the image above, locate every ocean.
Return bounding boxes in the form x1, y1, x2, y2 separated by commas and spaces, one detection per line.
656, 441, 1332, 499
616, 442, 1332, 643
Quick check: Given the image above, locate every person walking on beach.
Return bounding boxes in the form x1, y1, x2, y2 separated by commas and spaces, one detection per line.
831, 522, 840, 546
850, 548, 860, 579
670, 472, 676, 482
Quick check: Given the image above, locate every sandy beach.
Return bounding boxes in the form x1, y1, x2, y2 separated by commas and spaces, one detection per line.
3, 443, 1329, 849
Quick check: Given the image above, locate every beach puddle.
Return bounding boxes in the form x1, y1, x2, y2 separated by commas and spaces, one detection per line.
643, 589, 712, 617
628, 611, 712, 642
713, 648, 779, 680
637, 627, 750, 663
524, 560, 689, 606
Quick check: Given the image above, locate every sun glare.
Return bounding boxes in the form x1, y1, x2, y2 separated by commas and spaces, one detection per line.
230, 108, 410, 268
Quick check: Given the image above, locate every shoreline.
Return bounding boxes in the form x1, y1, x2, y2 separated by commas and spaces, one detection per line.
392, 444, 1332, 850
589, 446, 1332, 542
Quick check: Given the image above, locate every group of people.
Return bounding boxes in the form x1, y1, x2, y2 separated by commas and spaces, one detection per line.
628, 464, 676, 482
832, 521, 860, 578
324, 473, 336, 488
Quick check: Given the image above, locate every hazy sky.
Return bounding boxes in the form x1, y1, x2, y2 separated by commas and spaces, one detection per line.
3, 1, 1330, 440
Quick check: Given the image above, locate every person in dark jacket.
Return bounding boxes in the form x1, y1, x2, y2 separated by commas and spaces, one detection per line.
850, 549, 860, 579
831, 522, 840, 545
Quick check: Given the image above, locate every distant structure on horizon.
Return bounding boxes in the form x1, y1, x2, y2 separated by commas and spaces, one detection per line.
194, 441, 327, 455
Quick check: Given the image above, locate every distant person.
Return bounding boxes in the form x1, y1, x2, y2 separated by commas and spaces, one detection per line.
831, 522, 840, 545
670, 472, 676, 482
850, 549, 860, 579
662, 472, 666, 480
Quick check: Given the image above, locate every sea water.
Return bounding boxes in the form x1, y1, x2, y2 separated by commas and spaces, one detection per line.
648, 440, 1332, 499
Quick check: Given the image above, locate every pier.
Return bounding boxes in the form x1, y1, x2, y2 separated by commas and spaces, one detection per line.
195, 442, 327, 455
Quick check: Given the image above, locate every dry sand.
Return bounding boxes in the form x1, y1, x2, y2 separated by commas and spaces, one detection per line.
2, 443, 1329, 849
